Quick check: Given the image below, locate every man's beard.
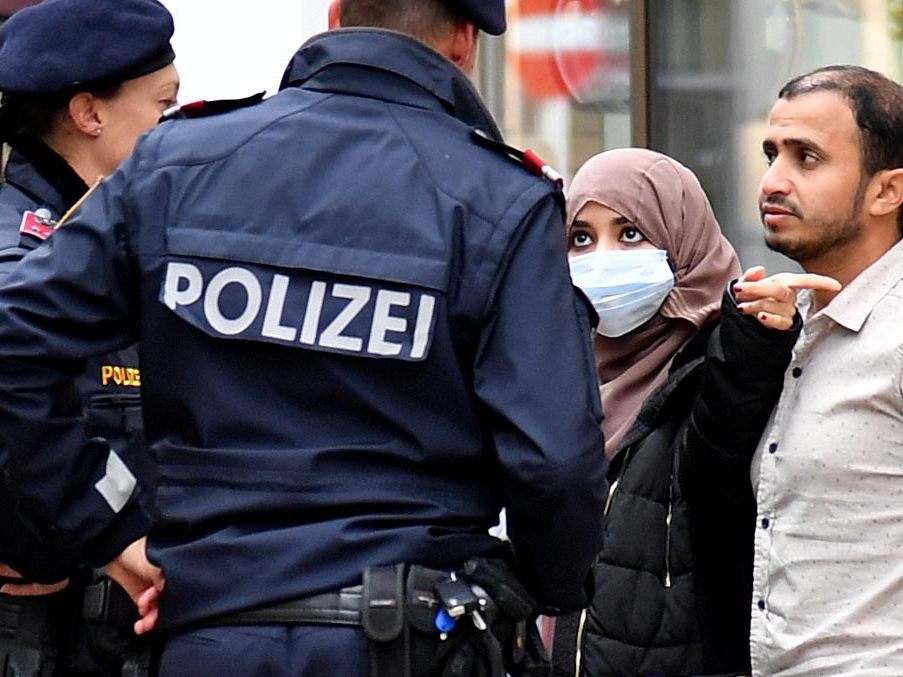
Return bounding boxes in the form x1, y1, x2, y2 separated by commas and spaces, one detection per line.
763, 181, 865, 264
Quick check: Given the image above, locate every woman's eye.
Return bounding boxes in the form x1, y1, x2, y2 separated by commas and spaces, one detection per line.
620, 227, 646, 244
570, 230, 594, 249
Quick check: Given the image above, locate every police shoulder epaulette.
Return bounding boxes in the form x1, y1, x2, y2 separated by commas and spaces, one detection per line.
471, 128, 564, 188
160, 91, 266, 122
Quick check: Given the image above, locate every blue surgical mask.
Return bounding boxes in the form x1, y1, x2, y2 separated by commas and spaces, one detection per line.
568, 249, 675, 337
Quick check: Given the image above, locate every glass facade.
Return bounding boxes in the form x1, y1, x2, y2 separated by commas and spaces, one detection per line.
482, 0, 903, 270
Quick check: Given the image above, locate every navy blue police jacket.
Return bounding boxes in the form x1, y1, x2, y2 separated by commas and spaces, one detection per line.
0, 29, 607, 630
0, 148, 148, 582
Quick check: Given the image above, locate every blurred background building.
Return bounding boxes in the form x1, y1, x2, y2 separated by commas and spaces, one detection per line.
3, 0, 902, 271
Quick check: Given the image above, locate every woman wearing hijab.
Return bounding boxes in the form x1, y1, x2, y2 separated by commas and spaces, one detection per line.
552, 148, 838, 676
0, 0, 178, 674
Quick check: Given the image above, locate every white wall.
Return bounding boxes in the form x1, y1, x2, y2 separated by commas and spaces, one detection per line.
160, 0, 333, 104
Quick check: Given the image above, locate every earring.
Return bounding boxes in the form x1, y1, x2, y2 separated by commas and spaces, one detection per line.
94, 128, 103, 136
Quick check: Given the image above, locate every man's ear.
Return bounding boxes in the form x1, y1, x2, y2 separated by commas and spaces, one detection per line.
446, 21, 478, 73
868, 168, 903, 218
67, 92, 103, 138
328, 0, 342, 30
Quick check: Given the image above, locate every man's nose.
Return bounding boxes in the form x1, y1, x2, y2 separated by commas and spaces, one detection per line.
760, 157, 791, 197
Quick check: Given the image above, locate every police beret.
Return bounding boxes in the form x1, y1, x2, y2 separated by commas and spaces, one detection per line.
0, 0, 175, 94
445, 0, 506, 35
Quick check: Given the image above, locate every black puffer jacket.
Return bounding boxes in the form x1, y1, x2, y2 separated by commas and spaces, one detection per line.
554, 290, 800, 677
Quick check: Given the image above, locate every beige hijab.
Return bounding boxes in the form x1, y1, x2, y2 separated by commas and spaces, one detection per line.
567, 148, 741, 458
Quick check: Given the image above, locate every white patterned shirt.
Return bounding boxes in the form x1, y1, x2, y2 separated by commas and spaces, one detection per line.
750, 238, 903, 676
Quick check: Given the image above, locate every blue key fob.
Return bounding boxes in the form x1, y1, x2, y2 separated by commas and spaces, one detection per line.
435, 608, 457, 633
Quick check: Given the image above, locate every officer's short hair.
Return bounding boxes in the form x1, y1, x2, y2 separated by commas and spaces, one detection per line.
339, 0, 460, 45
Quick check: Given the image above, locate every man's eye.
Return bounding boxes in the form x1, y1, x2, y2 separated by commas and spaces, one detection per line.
620, 227, 646, 244
801, 151, 819, 165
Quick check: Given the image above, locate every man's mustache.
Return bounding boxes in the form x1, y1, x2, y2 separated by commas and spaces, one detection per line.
759, 196, 802, 219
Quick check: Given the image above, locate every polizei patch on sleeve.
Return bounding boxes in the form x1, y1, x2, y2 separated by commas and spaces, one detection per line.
160, 259, 438, 361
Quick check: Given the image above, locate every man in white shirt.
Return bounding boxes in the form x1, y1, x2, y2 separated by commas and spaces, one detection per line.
742, 65, 903, 675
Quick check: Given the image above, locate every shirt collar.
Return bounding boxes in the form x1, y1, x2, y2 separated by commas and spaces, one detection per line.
803, 237, 903, 331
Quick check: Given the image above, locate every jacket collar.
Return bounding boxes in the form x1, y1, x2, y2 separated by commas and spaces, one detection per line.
279, 28, 503, 141
3, 138, 88, 212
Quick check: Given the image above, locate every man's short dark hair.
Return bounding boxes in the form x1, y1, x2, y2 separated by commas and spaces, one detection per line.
779, 65, 903, 176
779, 65, 903, 234
339, 0, 459, 45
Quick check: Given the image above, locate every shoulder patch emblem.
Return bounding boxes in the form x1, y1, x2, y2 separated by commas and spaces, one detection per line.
19, 208, 56, 241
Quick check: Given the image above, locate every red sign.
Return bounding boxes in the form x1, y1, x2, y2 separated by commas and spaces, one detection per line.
509, 0, 630, 102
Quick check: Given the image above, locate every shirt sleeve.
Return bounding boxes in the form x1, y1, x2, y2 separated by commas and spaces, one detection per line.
0, 169, 150, 569
472, 193, 607, 611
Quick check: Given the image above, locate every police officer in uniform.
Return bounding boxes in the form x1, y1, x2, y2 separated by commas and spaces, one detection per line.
0, 0, 178, 674
0, 0, 607, 675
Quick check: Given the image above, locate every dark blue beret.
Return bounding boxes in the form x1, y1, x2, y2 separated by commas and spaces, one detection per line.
0, 0, 175, 94
445, 0, 506, 35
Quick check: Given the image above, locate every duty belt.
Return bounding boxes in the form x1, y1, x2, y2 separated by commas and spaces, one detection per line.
206, 564, 455, 629
210, 585, 363, 627
202, 559, 548, 677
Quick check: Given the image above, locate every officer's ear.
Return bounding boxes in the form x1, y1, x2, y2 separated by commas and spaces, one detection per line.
328, 0, 342, 30
446, 20, 479, 75
67, 92, 104, 139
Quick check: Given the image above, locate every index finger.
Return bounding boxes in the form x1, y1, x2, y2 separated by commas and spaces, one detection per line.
769, 272, 842, 292
135, 586, 160, 634
134, 607, 159, 635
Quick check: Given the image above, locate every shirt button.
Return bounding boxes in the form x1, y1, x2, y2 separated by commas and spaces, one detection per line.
792, 366, 803, 378
758, 599, 766, 611
761, 517, 770, 529
768, 442, 778, 454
